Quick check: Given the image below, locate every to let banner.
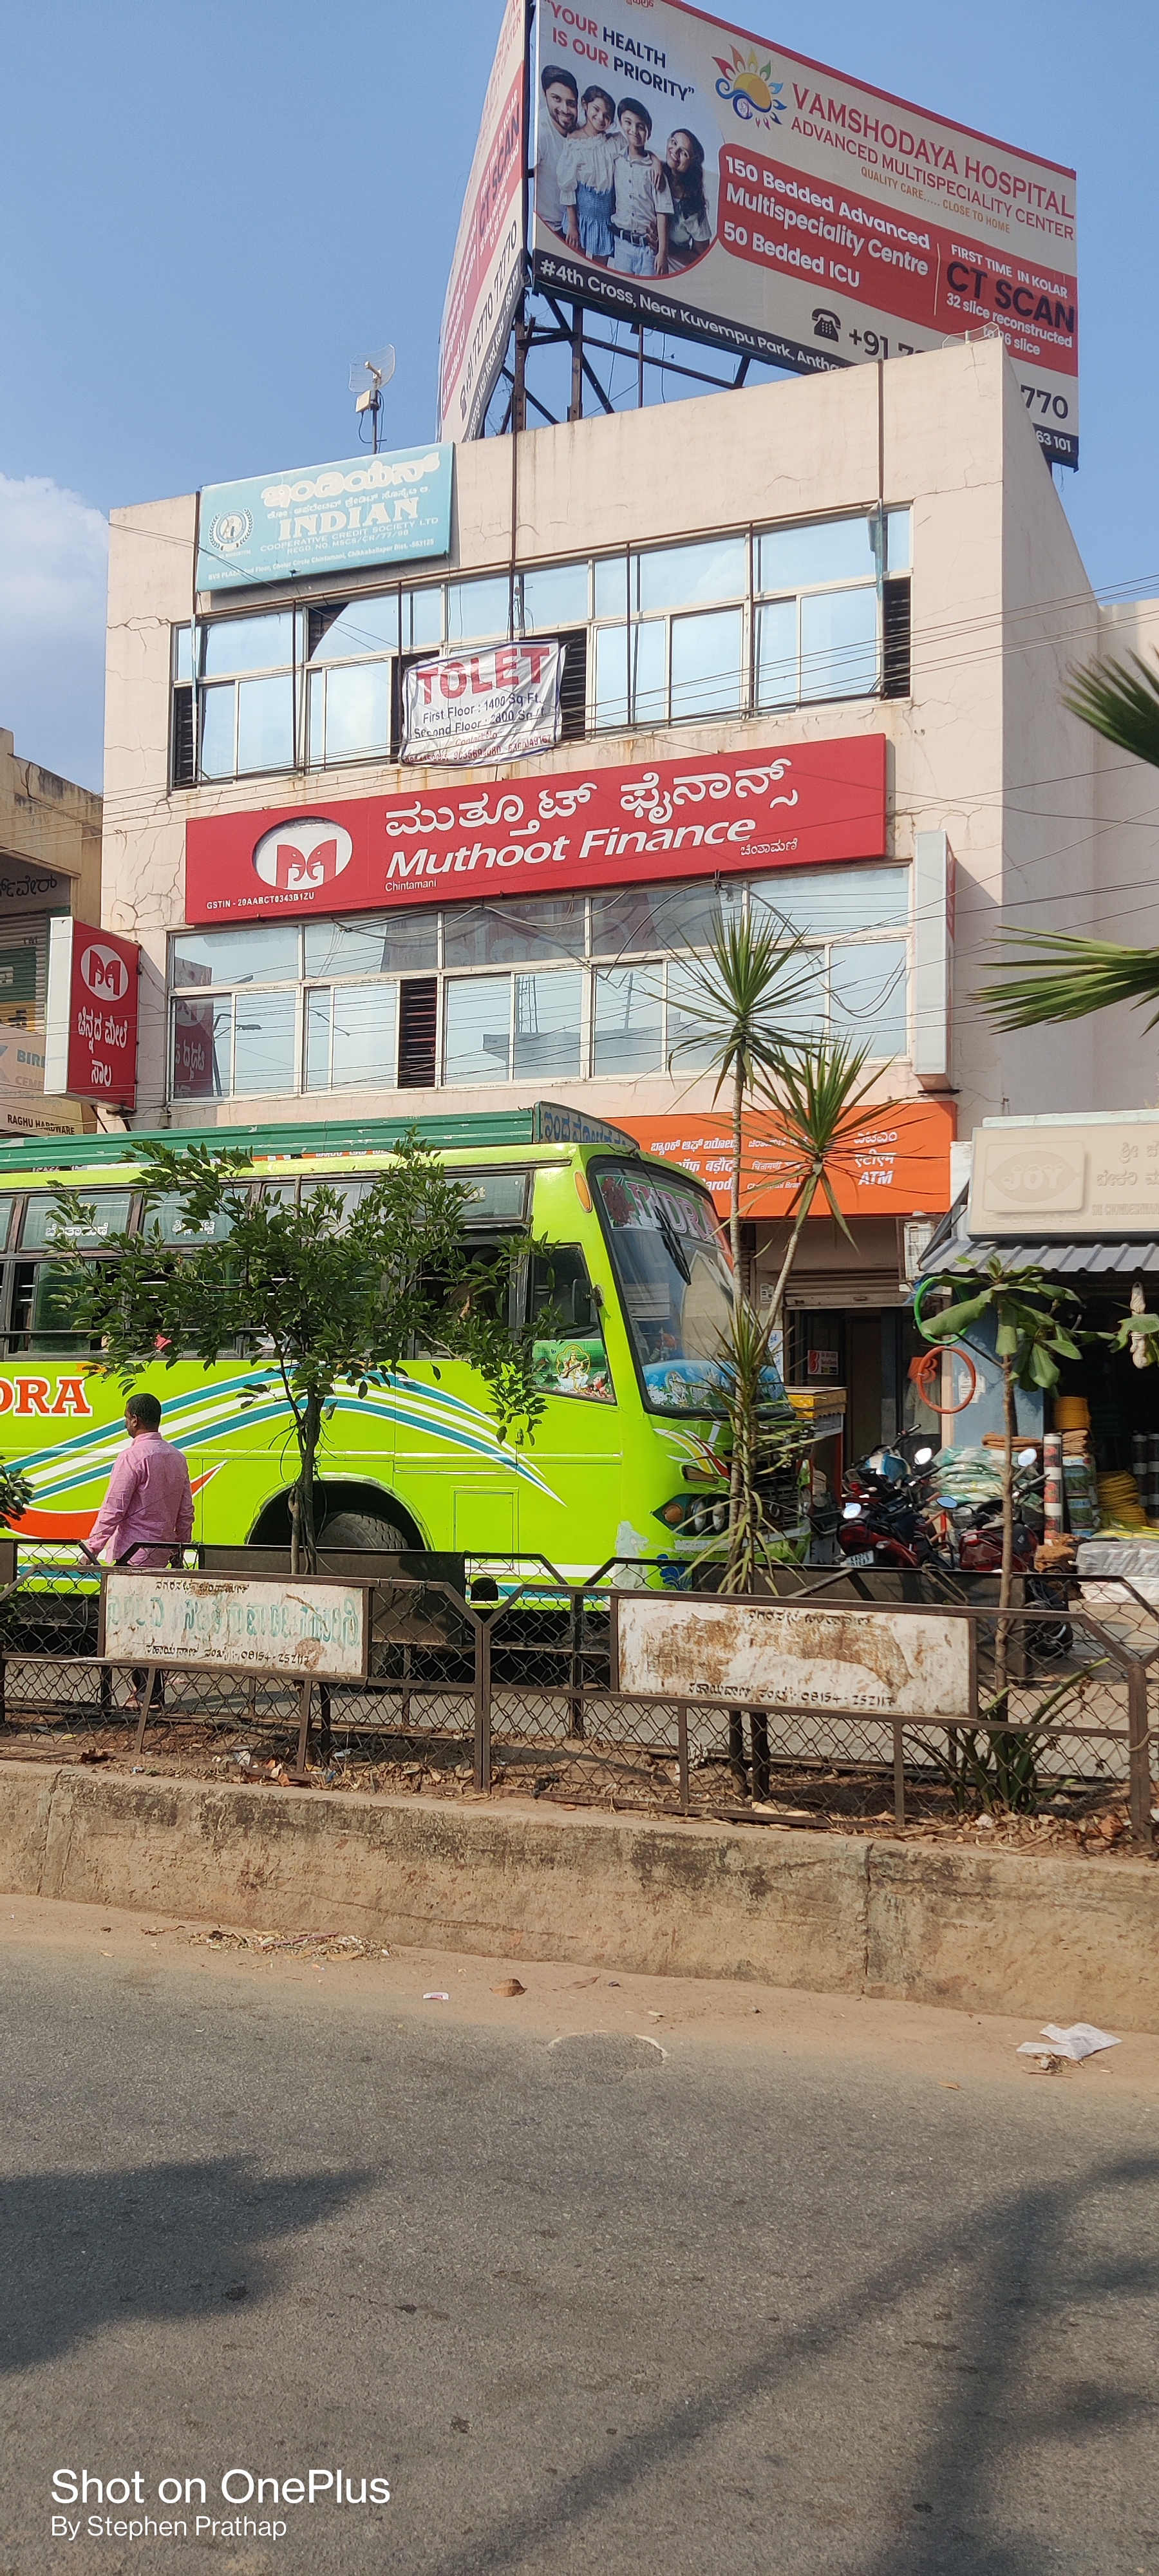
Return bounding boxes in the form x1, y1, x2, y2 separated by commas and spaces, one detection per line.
402, 641, 563, 766
44, 920, 139, 1108
527, 0, 1077, 462
184, 734, 887, 923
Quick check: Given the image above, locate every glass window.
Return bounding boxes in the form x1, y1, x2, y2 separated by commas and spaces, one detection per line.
594, 623, 630, 729
312, 661, 391, 762
446, 575, 511, 644
751, 868, 910, 936
172, 926, 299, 988
758, 517, 876, 592
23, 1190, 133, 1249
589, 878, 730, 958
513, 971, 581, 1080
636, 535, 747, 612
201, 613, 294, 677
29, 1262, 96, 1353
885, 507, 911, 573
172, 997, 231, 1099
443, 896, 585, 968
173, 626, 193, 683
308, 597, 399, 660
304, 913, 436, 979
299, 1177, 375, 1216
0, 1199, 14, 1253
755, 598, 798, 709
237, 673, 295, 772
199, 685, 236, 780
232, 989, 297, 1095
444, 976, 511, 1084
592, 968, 663, 1075
531, 1247, 613, 1402
594, 554, 629, 619
593, 1162, 735, 1415
630, 620, 666, 726
670, 607, 744, 719
147, 1193, 234, 1244
800, 586, 879, 700
521, 561, 589, 630
666, 960, 719, 1071
401, 585, 444, 650
306, 981, 396, 1090
830, 940, 908, 1055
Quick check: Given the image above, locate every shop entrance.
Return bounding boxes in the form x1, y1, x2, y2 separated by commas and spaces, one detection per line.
786, 1307, 927, 1464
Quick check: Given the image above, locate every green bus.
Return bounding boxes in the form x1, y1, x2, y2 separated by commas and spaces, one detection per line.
0, 1101, 762, 1579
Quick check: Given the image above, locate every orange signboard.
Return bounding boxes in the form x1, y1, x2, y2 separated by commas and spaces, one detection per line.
619, 1099, 956, 1217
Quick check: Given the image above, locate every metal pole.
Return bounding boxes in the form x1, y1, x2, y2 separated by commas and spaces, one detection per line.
570, 303, 584, 422
678, 1703, 690, 1815
1127, 1659, 1151, 1846
475, 1615, 492, 1794
892, 1721, 906, 1829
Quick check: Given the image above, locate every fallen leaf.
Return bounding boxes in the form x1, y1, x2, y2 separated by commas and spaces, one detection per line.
491, 1978, 525, 1998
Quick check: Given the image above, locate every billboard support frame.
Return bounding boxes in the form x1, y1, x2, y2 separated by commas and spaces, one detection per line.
485, 289, 765, 434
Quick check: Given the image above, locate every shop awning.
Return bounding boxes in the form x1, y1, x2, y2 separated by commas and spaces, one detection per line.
918, 1224, 1159, 1278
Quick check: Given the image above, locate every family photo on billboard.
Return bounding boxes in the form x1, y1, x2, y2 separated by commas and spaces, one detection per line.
535, 54, 715, 279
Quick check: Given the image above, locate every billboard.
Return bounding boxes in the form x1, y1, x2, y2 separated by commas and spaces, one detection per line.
185, 734, 886, 923
529, 3, 1077, 461
437, 0, 529, 440
196, 445, 454, 592
44, 919, 140, 1108
617, 1097, 955, 1217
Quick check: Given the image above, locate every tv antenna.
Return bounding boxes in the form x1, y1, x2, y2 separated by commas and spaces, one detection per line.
349, 344, 395, 453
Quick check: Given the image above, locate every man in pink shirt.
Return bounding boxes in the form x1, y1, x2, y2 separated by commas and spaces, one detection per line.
89, 1390, 195, 1569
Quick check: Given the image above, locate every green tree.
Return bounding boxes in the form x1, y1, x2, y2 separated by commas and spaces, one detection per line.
978, 654, 1159, 1031
916, 1256, 1083, 1692
50, 1135, 545, 1575
667, 911, 818, 1292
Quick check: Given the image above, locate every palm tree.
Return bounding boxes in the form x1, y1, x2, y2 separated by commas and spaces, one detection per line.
756, 1039, 889, 1340
979, 653, 1159, 1030
666, 912, 819, 1296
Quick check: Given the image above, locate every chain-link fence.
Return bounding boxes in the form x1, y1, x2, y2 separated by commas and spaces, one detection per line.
0, 1551, 1154, 1835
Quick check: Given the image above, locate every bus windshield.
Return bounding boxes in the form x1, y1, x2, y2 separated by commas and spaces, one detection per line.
592, 1161, 734, 1414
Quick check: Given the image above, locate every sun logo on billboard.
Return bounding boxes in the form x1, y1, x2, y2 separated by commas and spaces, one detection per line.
713, 47, 784, 126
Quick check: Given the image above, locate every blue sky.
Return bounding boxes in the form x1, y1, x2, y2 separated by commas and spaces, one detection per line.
1, 0, 1154, 788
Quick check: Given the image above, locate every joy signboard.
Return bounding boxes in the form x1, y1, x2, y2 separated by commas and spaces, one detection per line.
184, 735, 887, 924
44, 920, 140, 1107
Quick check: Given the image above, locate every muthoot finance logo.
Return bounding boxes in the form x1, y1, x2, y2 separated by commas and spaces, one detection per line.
79, 943, 130, 1003
713, 46, 785, 126
252, 817, 353, 896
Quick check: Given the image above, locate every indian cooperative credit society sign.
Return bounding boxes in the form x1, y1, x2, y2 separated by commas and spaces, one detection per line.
195, 444, 454, 592
44, 918, 140, 1108
184, 735, 886, 923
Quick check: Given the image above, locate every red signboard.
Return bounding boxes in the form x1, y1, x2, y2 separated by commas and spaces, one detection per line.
185, 736, 887, 925
617, 1099, 955, 1217
48, 922, 139, 1108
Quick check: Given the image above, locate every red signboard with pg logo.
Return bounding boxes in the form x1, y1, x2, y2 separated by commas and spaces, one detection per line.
64, 923, 140, 1106
184, 735, 887, 925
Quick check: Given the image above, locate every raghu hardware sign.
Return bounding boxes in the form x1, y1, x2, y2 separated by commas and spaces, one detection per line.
519, 0, 1078, 462
184, 735, 886, 923
196, 445, 455, 591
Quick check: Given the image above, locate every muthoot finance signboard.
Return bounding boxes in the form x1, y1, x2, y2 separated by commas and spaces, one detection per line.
528, 1, 1078, 460
196, 445, 454, 591
184, 735, 887, 922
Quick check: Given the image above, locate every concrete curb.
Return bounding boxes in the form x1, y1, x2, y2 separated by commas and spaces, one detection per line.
2, 1763, 1156, 2029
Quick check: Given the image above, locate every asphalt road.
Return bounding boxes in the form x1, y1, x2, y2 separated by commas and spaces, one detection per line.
3, 1899, 1159, 2576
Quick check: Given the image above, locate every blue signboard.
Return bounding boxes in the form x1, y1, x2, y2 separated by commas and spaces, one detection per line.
196, 443, 455, 592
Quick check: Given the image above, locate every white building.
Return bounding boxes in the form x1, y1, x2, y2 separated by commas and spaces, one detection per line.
99, 336, 1155, 1453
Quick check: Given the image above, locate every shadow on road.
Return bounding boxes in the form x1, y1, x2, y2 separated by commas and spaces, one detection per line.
0, 2157, 372, 2372
424, 2151, 1159, 2576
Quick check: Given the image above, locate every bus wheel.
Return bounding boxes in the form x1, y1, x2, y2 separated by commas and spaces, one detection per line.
320, 1509, 410, 1553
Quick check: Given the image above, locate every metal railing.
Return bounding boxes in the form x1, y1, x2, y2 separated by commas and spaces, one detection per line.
0, 1551, 1153, 1840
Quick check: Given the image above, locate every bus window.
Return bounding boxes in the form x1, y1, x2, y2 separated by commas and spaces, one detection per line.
592, 1162, 733, 1414
21, 1191, 133, 1250
531, 1246, 613, 1401
0, 1198, 15, 1253
23, 1260, 102, 1354
147, 1191, 234, 1244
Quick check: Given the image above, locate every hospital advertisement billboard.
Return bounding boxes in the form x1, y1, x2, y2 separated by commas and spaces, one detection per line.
529, 3, 1078, 461
437, 0, 529, 440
